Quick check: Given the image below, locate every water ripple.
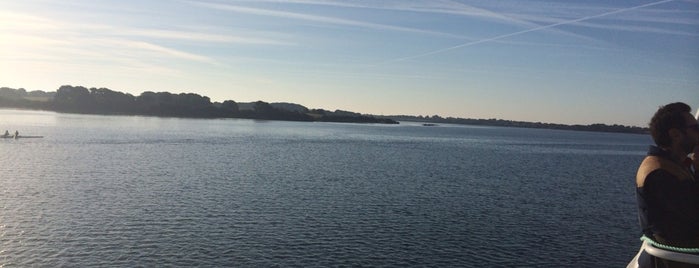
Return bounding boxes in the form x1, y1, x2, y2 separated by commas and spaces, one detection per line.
0, 112, 645, 267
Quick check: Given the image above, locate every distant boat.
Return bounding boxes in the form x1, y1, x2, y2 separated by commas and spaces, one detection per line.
422, 123, 438, 127
0, 135, 43, 139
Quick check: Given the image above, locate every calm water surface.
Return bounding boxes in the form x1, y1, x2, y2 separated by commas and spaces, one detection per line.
0, 109, 649, 267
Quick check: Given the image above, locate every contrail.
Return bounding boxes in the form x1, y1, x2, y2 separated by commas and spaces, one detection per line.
383, 0, 675, 64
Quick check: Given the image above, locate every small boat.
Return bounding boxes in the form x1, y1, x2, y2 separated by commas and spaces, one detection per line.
422, 123, 437, 126
0, 135, 43, 139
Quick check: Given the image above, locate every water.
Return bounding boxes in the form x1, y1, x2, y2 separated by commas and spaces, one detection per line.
0, 109, 649, 267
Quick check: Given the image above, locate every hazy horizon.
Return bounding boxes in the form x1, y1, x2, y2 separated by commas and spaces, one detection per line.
1, 0, 697, 127
0, 84, 655, 128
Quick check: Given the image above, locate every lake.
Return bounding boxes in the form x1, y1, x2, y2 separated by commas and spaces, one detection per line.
0, 109, 649, 267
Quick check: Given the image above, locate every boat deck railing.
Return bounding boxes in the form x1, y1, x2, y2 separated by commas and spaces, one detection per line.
627, 238, 699, 268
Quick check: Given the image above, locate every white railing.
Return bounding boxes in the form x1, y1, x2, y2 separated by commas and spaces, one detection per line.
627, 240, 699, 268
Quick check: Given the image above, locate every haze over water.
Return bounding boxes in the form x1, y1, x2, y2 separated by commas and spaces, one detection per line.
1, 109, 649, 267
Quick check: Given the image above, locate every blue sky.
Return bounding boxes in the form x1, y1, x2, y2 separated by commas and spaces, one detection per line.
1, 0, 697, 127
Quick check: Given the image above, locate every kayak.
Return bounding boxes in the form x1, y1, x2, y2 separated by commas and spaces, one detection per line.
0, 135, 44, 139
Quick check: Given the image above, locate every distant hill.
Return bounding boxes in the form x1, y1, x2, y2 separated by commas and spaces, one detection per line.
0, 87, 54, 110
238, 102, 308, 113
0, 85, 650, 133
0, 86, 397, 124
271, 102, 309, 113
237, 102, 308, 113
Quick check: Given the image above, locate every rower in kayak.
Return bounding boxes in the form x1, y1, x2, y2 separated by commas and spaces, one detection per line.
1, 130, 43, 139
3, 130, 19, 138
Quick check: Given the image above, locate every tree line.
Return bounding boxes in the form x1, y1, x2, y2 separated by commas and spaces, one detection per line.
0, 86, 651, 133
0, 86, 398, 124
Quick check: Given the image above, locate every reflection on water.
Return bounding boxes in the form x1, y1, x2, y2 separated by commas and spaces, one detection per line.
0, 109, 650, 267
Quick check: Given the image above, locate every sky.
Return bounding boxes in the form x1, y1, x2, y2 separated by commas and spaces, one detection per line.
1, 0, 698, 127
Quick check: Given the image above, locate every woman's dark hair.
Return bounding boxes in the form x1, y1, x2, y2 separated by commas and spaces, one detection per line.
649, 102, 691, 147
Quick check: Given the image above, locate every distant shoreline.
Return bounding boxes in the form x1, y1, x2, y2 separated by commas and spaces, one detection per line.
1, 85, 648, 134
0, 86, 398, 125
382, 115, 649, 135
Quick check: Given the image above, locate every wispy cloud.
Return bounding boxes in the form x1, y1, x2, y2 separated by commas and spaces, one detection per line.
391, 1, 698, 38
111, 40, 214, 63
102, 27, 296, 46
186, 1, 470, 39
572, 21, 699, 37
605, 8, 699, 25
206, 0, 540, 23
483, 1, 699, 33
190, 0, 605, 51
0, 11, 63, 32
234, 0, 537, 24
0, 9, 298, 67
382, 0, 678, 63
112, 26, 295, 46
508, 7, 699, 35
